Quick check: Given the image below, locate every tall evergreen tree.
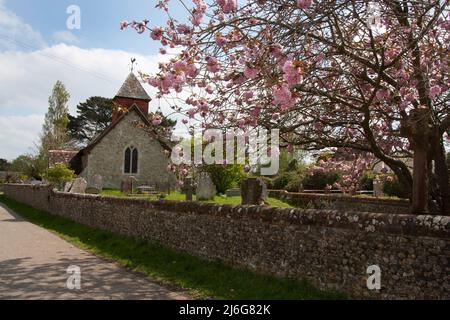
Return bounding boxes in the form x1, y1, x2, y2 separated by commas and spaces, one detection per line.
68, 96, 113, 146
40, 81, 70, 158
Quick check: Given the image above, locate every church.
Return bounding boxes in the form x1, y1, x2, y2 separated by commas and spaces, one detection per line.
55, 73, 175, 190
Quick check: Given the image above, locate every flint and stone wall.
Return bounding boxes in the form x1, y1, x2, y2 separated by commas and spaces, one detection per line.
3, 184, 449, 299
269, 190, 411, 214
80, 109, 175, 189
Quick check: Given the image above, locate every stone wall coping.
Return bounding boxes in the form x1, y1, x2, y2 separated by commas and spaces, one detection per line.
269, 189, 410, 205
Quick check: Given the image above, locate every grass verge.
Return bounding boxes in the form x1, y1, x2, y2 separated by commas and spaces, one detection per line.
0, 194, 345, 300
101, 190, 293, 208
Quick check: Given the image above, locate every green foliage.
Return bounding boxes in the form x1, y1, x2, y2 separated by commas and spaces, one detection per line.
302, 170, 340, 190
0, 158, 11, 171
68, 96, 113, 146
360, 171, 375, 191
382, 176, 408, 199
11, 154, 47, 180
40, 81, 71, 158
44, 163, 75, 186
271, 173, 291, 190
285, 173, 306, 192
202, 164, 244, 194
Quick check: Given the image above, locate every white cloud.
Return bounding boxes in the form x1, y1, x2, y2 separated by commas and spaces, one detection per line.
52, 30, 80, 44
0, 0, 46, 51
0, 43, 185, 160
0, 115, 44, 160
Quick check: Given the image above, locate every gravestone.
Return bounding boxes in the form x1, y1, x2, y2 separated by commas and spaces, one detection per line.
64, 181, 74, 192
185, 177, 193, 201
86, 174, 103, 194
122, 176, 138, 195
196, 173, 216, 201
69, 178, 87, 194
241, 177, 268, 205
121, 179, 132, 194
92, 174, 103, 191
373, 177, 385, 197
226, 188, 241, 197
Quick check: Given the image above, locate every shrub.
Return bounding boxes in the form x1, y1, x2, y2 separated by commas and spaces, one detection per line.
382, 175, 408, 198
285, 174, 305, 192
271, 173, 291, 190
302, 170, 340, 190
360, 171, 375, 191
44, 164, 75, 188
202, 164, 244, 194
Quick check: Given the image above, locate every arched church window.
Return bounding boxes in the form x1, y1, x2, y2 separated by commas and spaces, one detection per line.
124, 146, 138, 174
132, 148, 138, 174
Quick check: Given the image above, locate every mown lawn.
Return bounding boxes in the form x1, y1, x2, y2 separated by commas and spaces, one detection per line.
101, 190, 293, 208
0, 194, 345, 300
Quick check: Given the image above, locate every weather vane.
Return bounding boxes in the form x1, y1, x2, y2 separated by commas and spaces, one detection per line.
130, 58, 136, 73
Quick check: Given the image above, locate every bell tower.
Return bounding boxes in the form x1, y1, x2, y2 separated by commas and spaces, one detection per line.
112, 72, 151, 124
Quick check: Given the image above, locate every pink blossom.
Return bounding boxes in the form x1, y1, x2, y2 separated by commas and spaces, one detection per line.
120, 21, 129, 30
185, 63, 199, 77
152, 116, 162, 126
206, 56, 220, 73
217, 0, 237, 13
176, 24, 191, 35
273, 84, 295, 109
206, 85, 214, 94
429, 85, 442, 98
173, 60, 188, 72
150, 27, 164, 40
250, 107, 261, 117
243, 66, 259, 79
187, 108, 197, 118
215, 33, 227, 47
243, 90, 253, 100
297, 0, 312, 10
282, 60, 303, 86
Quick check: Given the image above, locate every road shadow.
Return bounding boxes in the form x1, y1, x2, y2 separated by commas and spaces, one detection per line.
0, 255, 187, 300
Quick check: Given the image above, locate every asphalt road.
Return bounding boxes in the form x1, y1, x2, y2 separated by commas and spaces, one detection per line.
0, 203, 189, 300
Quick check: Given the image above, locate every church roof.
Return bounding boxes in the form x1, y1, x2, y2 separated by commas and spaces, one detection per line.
115, 73, 151, 101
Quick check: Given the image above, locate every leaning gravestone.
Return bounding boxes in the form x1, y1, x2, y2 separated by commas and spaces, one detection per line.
241, 177, 268, 205
64, 181, 74, 192
86, 174, 103, 194
196, 172, 216, 201
69, 178, 87, 194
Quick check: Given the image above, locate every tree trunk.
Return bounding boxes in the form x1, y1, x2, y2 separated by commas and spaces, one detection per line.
400, 108, 432, 214
412, 147, 429, 214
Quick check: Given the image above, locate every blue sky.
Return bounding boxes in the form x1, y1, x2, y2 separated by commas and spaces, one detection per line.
4, 0, 180, 53
0, 0, 189, 160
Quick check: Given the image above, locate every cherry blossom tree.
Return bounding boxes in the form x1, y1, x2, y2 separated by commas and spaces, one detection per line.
123, 0, 449, 214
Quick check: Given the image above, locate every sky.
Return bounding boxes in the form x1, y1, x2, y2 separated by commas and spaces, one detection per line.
0, 0, 189, 160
